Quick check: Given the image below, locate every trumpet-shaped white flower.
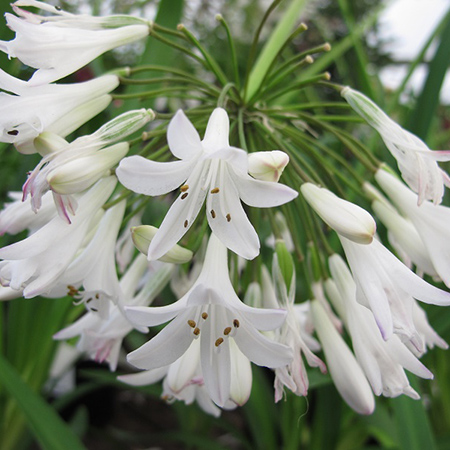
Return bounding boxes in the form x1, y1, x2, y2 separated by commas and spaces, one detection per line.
376, 168, 450, 288
342, 86, 450, 205
311, 299, 375, 415
124, 233, 292, 407
301, 182, 376, 244
261, 261, 326, 401
117, 108, 298, 260
0, 70, 118, 153
0, 176, 117, 298
22, 109, 153, 222
119, 339, 222, 417
338, 235, 450, 352
327, 254, 434, 399
54, 255, 174, 371
1, 1, 149, 85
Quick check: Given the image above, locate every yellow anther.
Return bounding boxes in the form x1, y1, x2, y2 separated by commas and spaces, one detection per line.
210, 187, 220, 194
187, 320, 196, 328
193, 327, 200, 336
215, 337, 224, 347
224, 327, 232, 335
226, 213, 231, 222
184, 220, 188, 228
181, 192, 188, 200
233, 319, 240, 328
211, 209, 216, 219
201, 312, 208, 320
180, 184, 189, 192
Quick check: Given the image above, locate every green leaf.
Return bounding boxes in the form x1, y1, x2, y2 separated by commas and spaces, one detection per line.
245, 0, 308, 101
408, 7, 450, 140
0, 353, 86, 450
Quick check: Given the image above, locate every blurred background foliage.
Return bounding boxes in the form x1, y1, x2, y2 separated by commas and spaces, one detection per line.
1, 0, 450, 449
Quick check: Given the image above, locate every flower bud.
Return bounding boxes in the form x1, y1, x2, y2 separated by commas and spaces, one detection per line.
131, 225, 193, 264
47, 142, 129, 194
92, 109, 155, 145
34, 132, 68, 156
301, 183, 376, 244
248, 150, 289, 182
275, 240, 294, 289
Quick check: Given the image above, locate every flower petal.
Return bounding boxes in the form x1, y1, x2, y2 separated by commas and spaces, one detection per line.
167, 109, 202, 160
116, 155, 195, 196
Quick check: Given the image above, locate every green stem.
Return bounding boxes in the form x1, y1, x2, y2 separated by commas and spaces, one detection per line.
216, 14, 241, 88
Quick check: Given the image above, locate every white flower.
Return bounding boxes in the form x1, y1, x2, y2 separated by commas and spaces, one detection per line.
0, 176, 117, 298
261, 261, 326, 402
124, 233, 292, 407
376, 168, 450, 288
0, 70, 118, 153
342, 86, 450, 205
54, 255, 174, 371
301, 182, 376, 244
311, 299, 375, 415
338, 235, 450, 353
119, 338, 222, 417
117, 108, 298, 260
327, 254, 433, 399
248, 150, 289, 182
1, 1, 149, 85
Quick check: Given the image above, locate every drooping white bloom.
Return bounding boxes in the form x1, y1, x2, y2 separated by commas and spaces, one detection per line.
338, 235, 450, 352
247, 150, 289, 182
376, 168, 450, 288
54, 255, 174, 371
1, 1, 149, 85
0, 70, 118, 153
327, 254, 434, 399
261, 260, 326, 402
117, 108, 298, 260
119, 338, 222, 417
124, 233, 292, 407
23, 109, 153, 222
342, 86, 450, 205
311, 299, 375, 415
0, 176, 117, 298
301, 182, 376, 244
0, 191, 56, 236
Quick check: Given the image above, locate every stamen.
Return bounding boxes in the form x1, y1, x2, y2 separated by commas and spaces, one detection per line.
215, 337, 224, 347
181, 192, 188, 200
184, 220, 188, 228
193, 327, 200, 336
233, 319, 240, 328
226, 213, 231, 222
210, 209, 216, 219
7, 130, 18, 136
201, 312, 208, 320
187, 319, 196, 328
224, 327, 232, 335
55, 5, 62, 10
95, 293, 100, 299
210, 187, 220, 194
180, 184, 189, 192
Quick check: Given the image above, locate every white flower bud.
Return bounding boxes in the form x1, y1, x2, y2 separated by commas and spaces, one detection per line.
131, 225, 193, 264
301, 183, 376, 244
248, 150, 289, 182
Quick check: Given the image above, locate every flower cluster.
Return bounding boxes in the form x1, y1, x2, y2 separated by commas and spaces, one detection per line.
0, 0, 450, 425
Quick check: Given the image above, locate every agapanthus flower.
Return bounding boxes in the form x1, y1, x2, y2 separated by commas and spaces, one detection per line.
327, 254, 434, 399
311, 299, 375, 415
117, 108, 298, 260
376, 168, 450, 288
342, 86, 450, 205
1, 0, 149, 85
0, 69, 118, 153
0, 176, 117, 298
124, 233, 292, 407
54, 255, 174, 371
338, 235, 450, 352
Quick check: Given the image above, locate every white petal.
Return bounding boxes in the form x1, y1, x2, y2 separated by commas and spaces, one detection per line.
118, 366, 168, 386
116, 155, 194, 196
202, 108, 229, 152
167, 110, 202, 160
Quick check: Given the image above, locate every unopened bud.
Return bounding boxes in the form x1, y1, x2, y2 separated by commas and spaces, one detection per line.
248, 150, 289, 182
131, 225, 193, 264
301, 183, 376, 244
